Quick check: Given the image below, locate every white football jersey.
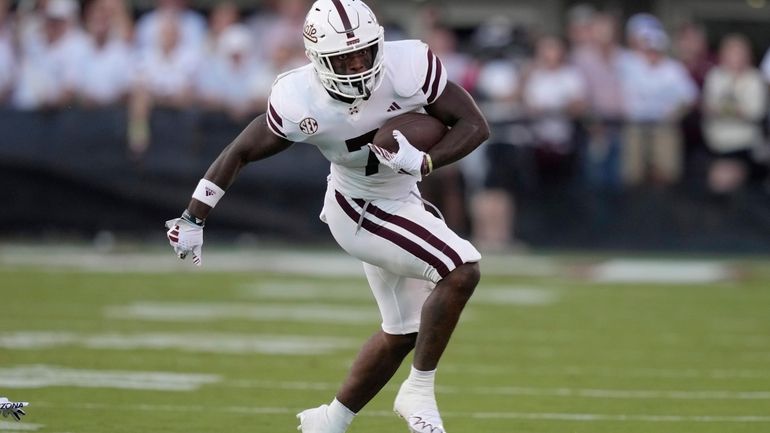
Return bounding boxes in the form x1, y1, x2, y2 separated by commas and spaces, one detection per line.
266, 40, 447, 201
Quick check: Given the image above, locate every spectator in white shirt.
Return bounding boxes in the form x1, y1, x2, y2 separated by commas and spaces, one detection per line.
620, 27, 698, 187
135, 12, 199, 107
202, 1, 240, 57
13, 0, 88, 110
196, 24, 269, 122
134, 0, 205, 55
129, 12, 200, 158
758, 41, 770, 134
75, 0, 134, 107
100, 0, 134, 43
703, 34, 767, 194
572, 12, 630, 192
0, 0, 14, 105
246, 0, 307, 65
523, 35, 587, 158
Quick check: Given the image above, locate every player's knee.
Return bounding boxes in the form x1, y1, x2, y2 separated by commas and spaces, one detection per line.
384, 332, 417, 356
449, 261, 480, 297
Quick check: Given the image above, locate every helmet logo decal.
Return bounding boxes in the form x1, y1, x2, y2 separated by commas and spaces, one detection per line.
299, 117, 319, 135
303, 23, 319, 43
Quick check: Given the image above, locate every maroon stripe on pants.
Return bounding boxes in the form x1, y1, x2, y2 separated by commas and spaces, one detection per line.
335, 191, 450, 278
352, 198, 463, 268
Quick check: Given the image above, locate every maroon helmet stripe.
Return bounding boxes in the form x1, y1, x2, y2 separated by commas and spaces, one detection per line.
335, 191, 451, 277
268, 103, 283, 127
352, 198, 463, 267
427, 55, 443, 103
422, 49, 434, 93
331, 0, 356, 38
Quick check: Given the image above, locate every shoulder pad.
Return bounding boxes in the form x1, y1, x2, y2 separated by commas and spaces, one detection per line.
268, 65, 315, 125
387, 40, 447, 104
266, 65, 314, 140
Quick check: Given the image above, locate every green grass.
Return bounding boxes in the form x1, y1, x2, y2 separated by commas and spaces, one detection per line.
1, 248, 769, 433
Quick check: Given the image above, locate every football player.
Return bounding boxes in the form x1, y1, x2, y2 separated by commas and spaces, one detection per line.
166, 1, 489, 432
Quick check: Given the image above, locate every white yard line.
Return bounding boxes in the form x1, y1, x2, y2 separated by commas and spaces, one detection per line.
6, 364, 767, 400
240, 282, 561, 306
0, 365, 219, 391
27, 401, 770, 423
0, 245, 559, 277
469, 412, 770, 422
0, 332, 356, 355
588, 259, 733, 284
0, 421, 44, 431
104, 302, 379, 324
440, 364, 770, 380
224, 379, 770, 400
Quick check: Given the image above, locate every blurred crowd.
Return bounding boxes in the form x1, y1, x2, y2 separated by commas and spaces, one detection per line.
416, 5, 770, 250
0, 0, 311, 156
1, 0, 770, 249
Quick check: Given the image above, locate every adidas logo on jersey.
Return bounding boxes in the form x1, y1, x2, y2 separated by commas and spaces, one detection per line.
386, 102, 401, 112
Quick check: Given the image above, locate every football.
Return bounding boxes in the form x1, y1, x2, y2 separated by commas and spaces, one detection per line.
373, 112, 447, 153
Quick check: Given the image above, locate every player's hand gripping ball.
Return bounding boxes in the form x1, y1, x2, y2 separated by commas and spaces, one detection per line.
368, 113, 447, 178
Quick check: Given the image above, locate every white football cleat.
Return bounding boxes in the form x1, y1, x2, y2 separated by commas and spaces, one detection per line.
393, 381, 446, 433
296, 404, 334, 433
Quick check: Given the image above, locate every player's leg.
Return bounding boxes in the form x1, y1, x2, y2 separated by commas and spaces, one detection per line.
412, 261, 479, 370
311, 188, 481, 433
336, 266, 432, 412
297, 253, 432, 433
393, 261, 479, 433
336, 330, 416, 412
296, 330, 415, 433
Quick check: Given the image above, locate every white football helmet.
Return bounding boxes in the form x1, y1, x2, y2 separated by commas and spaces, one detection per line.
303, 0, 385, 99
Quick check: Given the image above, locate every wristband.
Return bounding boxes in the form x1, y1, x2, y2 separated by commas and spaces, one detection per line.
192, 178, 225, 208
422, 154, 434, 177
181, 209, 205, 227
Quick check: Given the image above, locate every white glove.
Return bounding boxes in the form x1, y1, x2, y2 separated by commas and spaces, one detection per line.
368, 130, 426, 179
165, 216, 203, 266
0, 398, 28, 422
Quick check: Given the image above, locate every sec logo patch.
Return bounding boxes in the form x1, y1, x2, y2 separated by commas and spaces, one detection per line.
300, 117, 319, 135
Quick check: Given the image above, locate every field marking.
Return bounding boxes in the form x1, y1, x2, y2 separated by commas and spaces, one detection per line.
471, 286, 559, 305
241, 282, 560, 306
27, 401, 770, 423
0, 245, 559, 277
469, 412, 770, 423
440, 364, 770, 380
0, 365, 219, 391
105, 302, 379, 324
0, 331, 356, 355
0, 421, 44, 431
589, 259, 733, 284
224, 379, 770, 401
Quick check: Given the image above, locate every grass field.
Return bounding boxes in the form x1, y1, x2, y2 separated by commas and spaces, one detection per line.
1, 245, 769, 433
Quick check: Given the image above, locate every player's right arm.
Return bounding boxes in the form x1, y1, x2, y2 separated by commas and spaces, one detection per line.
187, 114, 293, 219
165, 113, 293, 266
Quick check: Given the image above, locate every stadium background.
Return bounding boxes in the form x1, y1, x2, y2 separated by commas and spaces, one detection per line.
1, 0, 770, 251
2, 1, 770, 433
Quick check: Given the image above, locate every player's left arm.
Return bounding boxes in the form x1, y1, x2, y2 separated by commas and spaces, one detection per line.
424, 81, 490, 170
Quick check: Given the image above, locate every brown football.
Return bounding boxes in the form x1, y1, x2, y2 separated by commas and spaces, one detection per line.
373, 112, 447, 153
